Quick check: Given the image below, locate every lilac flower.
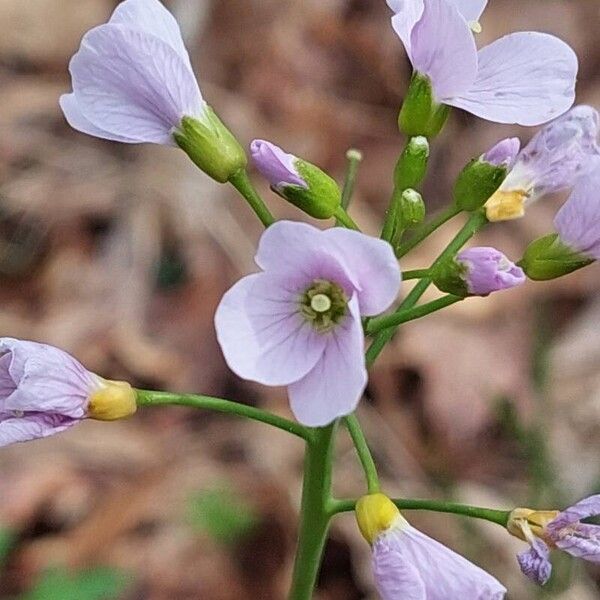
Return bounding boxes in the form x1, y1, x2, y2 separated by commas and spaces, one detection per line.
509, 495, 600, 585
483, 138, 521, 169
61, 0, 204, 145
0, 338, 137, 447
357, 493, 507, 599
214, 221, 400, 426
457, 247, 526, 296
554, 158, 600, 260
486, 105, 600, 221
250, 140, 307, 190
389, 0, 577, 126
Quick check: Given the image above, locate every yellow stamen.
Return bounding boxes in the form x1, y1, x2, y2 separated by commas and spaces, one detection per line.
469, 20, 482, 34
485, 189, 529, 222
356, 493, 405, 545
88, 378, 137, 421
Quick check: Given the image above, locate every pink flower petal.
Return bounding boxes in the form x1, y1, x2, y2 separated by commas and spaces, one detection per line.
323, 227, 401, 315
0, 413, 77, 447
373, 537, 426, 599
69, 24, 203, 144
288, 296, 366, 426
214, 273, 326, 387
407, 0, 478, 101
390, 0, 425, 55
448, 32, 577, 126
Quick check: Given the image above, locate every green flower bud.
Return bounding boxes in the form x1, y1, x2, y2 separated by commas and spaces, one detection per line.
518, 234, 594, 281
453, 159, 509, 212
394, 136, 430, 190
174, 107, 247, 183
396, 188, 426, 230
398, 73, 450, 138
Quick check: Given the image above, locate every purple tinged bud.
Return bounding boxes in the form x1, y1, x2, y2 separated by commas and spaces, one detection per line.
483, 137, 521, 168
250, 140, 307, 189
458, 247, 526, 296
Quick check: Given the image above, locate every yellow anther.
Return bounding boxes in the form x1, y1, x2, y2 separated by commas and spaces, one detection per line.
469, 20, 482, 34
485, 189, 529, 222
356, 493, 405, 545
88, 378, 137, 421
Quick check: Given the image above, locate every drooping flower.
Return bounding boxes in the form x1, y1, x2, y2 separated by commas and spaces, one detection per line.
389, 0, 577, 126
0, 338, 137, 447
357, 493, 507, 599
508, 495, 600, 585
485, 105, 600, 221
214, 221, 401, 426
432, 247, 525, 297
61, 0, 246, 182
250, 140, 341, 219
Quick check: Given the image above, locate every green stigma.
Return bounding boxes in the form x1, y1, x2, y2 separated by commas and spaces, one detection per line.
300, 279, 348, 332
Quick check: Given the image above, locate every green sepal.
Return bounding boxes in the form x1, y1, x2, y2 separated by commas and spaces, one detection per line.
518, 233, 594, 281
396, 188, 425, 230
453, 158, 508, 212
398, 72, 450, 138
173, 107, 247, 183
394, 136, 430, 190
274, 160, 341, 219
430, 257, 469, 297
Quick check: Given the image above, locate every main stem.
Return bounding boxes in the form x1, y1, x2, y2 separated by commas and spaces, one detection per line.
289, 423, 337, 600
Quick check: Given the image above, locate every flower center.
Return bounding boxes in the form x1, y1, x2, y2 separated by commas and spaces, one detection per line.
485, 189, 529, 222
300, 279, 348, 332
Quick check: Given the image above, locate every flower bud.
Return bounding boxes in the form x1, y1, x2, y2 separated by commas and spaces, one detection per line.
518, 234, 593, 281
396, 188, 426, 230
251, 140, 341, 219
174, 108, 247, 183
453, 139, 519, 212
398, 73, 450, 138
356, 493, 402, 545
394, 136, 429, 190
432, 247, 526, 297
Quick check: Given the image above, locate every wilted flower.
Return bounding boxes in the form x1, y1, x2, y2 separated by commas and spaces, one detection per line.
485, 105, 600, 221
508, 495, 600, 585
0, 338, 137, 447
389, 0, 577, 126
214, 221, 400, 426
357, 493, 507, 599
61, 0, 245, 182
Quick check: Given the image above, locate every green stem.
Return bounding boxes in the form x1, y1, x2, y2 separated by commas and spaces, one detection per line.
334, 206, 360, 231
135, 390, 310, 441
381, 187, 402, 242
289, 423, 337, 600
340, 149, 363, 210
402, 269, 431, 280
344, 415, 380, 493
229, 169, 276, 227
330, 498, 511, 527
395, 204, 461, 258
366, 294, 462, 334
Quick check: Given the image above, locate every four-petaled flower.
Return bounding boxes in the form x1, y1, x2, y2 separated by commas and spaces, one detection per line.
509, 495, 600, 585
214, 221, 401, 426
388, 0, 578, 126
0, 338, 137, 447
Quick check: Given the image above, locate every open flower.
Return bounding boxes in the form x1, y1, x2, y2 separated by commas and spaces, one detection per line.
61, 0, 245, 182
357, 493, 507, 599
485, 105, 600, 221
508, 495, 600, 585
0, 338, 137, 447
389, 0, 577, 126
214, 221, 400, 427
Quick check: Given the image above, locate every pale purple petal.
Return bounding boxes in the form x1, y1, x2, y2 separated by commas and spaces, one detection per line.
451, 0, 487, 22
458, 247, 526, 296
388, 0, 486, 23
555, 164, 600, 259
0, 354, 16, 398
214, 273, 326, 387
390, 1, 424, 54
60, 94, 140, 143
376, 525, 507, 599
69, 24, 203, 144
288, 296, 366, 427
550, 495, 600, 529
407, 0, 478, 101
517, 539, 552, 585
449, 32, 577, 126
110, 0, 193, 68
0, 338, 94, 418
0, 413, 78, 447
323, 228, 401, 316
483, 138, 520, 168
250, 140, 306, 189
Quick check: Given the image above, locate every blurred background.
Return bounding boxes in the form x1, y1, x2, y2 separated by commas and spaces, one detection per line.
0, 0, 599, 598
